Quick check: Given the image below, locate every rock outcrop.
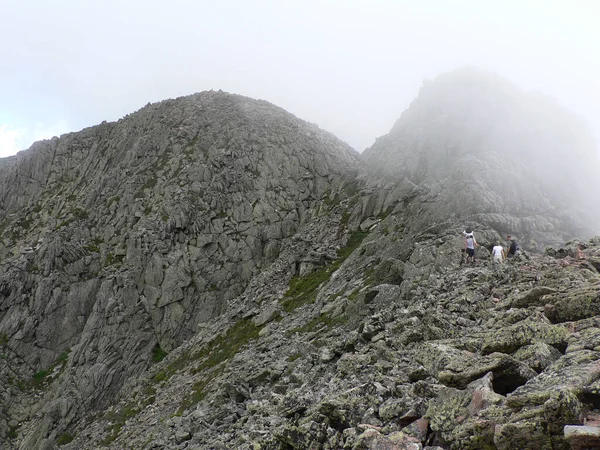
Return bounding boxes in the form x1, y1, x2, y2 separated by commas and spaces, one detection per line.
1, 71, 599, 450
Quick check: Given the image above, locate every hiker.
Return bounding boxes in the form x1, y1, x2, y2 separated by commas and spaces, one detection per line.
492, 241, 505, 265
465, 231, 478, 264
506, 235, 520, 258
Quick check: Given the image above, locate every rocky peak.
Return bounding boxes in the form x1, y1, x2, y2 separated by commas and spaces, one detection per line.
362, 67, 600, 249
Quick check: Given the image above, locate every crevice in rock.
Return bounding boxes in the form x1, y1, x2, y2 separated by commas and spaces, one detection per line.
492, 370, 530, 395
551, 342, 568, 355
581, 388, 600, 409
364, 290, 379, 304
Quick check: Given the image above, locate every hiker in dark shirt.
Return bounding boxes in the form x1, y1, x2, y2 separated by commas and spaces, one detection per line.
506, 235, 520, 258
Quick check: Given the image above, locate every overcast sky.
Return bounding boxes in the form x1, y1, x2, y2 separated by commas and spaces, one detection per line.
1, 0, 598, 158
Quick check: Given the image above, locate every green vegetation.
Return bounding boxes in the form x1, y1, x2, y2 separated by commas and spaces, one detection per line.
149, 319, 262, 414
6, 425, 18, 439
282, 230, 368, 312
19, 217, 32, 230
101, 385, 156, 445
342, 181, 361, 198
189, 319, 261, 375
176, 369, 223, 415
83, 244, 100, 253
134, 176, 158, 198
0, 333, 8, 346
28, 349, 70, 389
56, 219, 73, 230
287, 353, 302, 362
71, 207, 88, 220
56, 432, 75, 446
289, 313, 348, 335
107, 195, 121, 206
104, 253, 124, 267
152, 344, 167, 363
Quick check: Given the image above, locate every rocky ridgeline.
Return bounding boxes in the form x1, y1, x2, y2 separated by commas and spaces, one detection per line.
1, 71, 600, 449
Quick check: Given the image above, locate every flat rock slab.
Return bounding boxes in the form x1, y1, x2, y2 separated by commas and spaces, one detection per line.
564, 425, 600, 450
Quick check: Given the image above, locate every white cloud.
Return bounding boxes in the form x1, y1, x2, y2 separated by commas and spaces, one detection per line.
0, 124, 26, 158
0, 121, 70, 158
33, 120, 69, 142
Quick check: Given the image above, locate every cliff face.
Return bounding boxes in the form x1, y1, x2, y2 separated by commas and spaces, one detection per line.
1, 73, 600, 450
362, 68, 600, 249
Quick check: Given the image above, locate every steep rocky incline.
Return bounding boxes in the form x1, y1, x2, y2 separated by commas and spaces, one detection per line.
362, 68, 600, 249
0, 91, 361, 449
58, 216, 600, 450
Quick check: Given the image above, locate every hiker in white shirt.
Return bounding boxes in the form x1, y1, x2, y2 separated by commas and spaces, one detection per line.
492, 241, 505, 265
464, 232, 478, 264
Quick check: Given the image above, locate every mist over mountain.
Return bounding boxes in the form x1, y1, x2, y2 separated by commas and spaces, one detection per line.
1, 70, 600, 450
363, 68, 600, 248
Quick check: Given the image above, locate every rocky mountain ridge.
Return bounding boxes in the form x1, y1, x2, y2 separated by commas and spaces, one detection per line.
1, 71, 600, 449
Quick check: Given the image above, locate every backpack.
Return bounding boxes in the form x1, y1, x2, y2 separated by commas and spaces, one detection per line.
510, 241, 519, 254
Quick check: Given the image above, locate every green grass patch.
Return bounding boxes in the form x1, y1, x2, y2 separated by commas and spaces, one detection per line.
147, 319, 263, 417
169, 319, 262, 413
28, 349, 70, 389
20, 217, 32, 230
101, 386, 156, 445
176, 368, 224, 415
282, 230, 368, 313
152, 344, 167, 363
71, 207, 88, 220
104, 253, 124, 267
134, 176, 158, 198
0, 333, 8, 346
6, 425, 18, 439
152, 371, 167, 383
56, 432, 75, 446
189, 319, 261, 374
56, 219, 73, 230
289, 313, 348, 335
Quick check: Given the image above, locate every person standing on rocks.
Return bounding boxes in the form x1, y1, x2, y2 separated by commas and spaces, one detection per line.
465, 231, 478, 264
506, 235, 520, 259
492, 241, 505, 266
